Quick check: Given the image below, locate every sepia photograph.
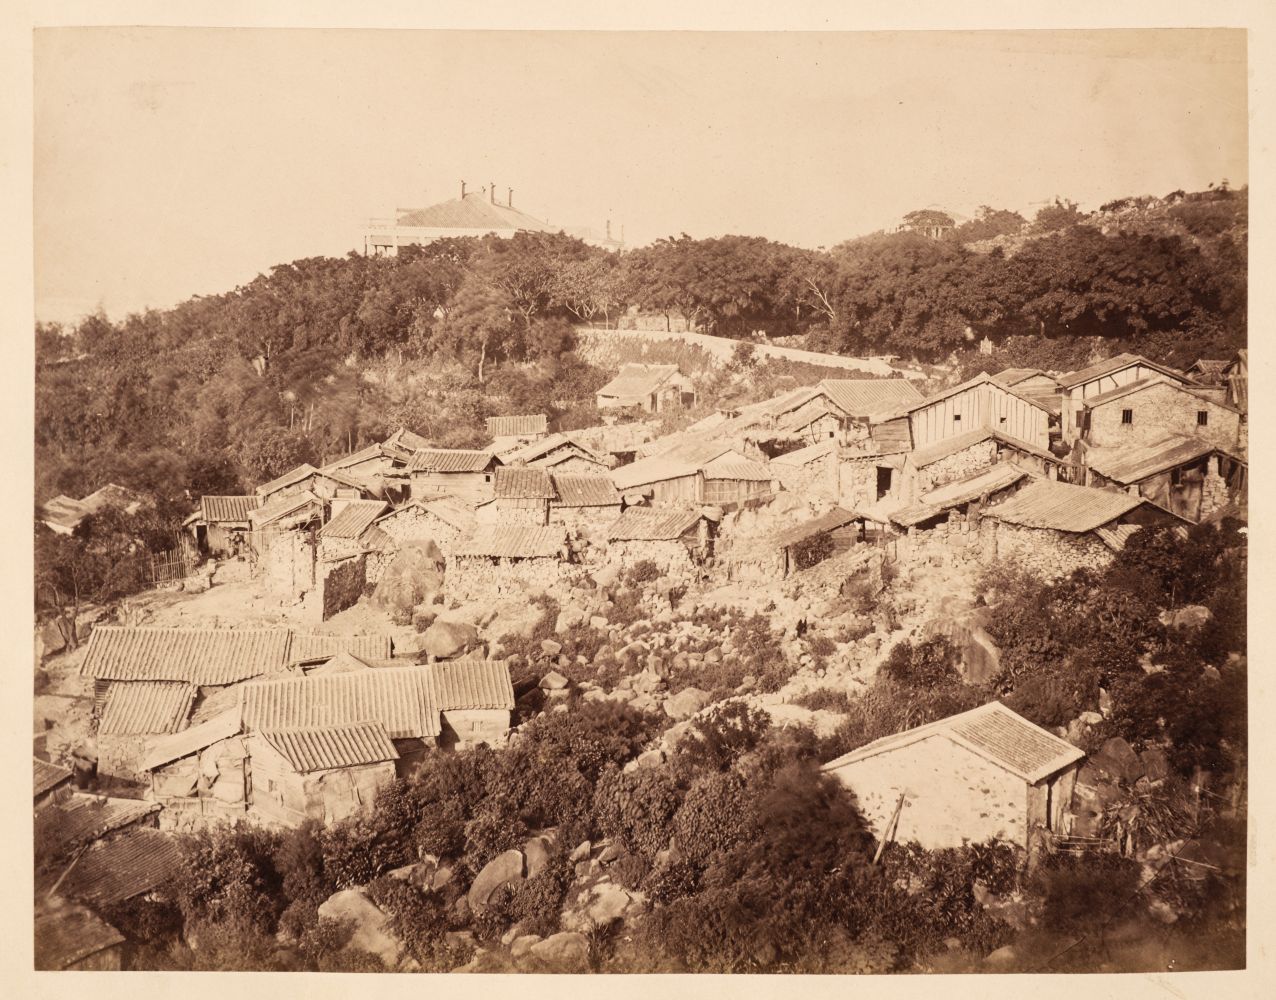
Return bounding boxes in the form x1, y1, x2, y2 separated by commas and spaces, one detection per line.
24, 10, 1257, 981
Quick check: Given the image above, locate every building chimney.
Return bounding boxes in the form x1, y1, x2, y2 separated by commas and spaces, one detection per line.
490, 182, 495, 205
461, 180, 466, 200
508, 188, 513, 208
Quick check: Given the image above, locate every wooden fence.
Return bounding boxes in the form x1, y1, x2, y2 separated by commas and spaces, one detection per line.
150, 548, 196, 588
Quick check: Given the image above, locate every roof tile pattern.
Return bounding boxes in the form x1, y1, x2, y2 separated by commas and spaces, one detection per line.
551, 473, 621, 507
82, 626, 294, 684
241, 665, 443, 739
62, 829, 185, 906
984, 478, 1143, 533
1086, 435, 1237, 485
259, 722, 399, 773
319, 500, 389, 539
200, 495, 260, 522
774, 507, 857, 548
486, 414, 548, 437
255, 463, 320, 497
493, 466, 556, 499
817, 378, 924, 417
430, 658, 516, 711
99, 681, 196, 736
454, 525, 565, 558
289, 633, 393, 663
407, 449, 497, 473
608, 508, 702, 541
35, 900, 125, 969
34, 757, 72, 798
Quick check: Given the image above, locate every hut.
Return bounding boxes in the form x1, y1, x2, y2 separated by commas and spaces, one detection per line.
613, 440, 773, 510
33, 756, 73, 811
1075, 377, 1242, 452
549, 472, 623, 531
486, 414, 548, 454
506, 432, 611, 473
35, 898, 126, 971
895, 373, 1052, 452
475, 466, 557, 526
188, 495, 260, 557
770, 438, 840, 501
372, 497, 475, 557
449, 525, 570, 599
606, 507, 714, 577
255, 464, 370, 503
403, 448, 502, 504
770, 507, 859, 577
137, 709, 248, 831
596, 363, 696, 413
1084, 435, 1247, 523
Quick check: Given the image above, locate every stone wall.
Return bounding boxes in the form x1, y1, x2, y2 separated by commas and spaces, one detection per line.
475, 500, 549, 527
607, 539, 700, 581
321, 554, 367, 621
255, 528, 317, 598
440, 708, 511, 749
1087, 382, 1242, 451
380, 507, 466, 557
905, 438, 998, 500
774, 453, 839, 503
447, 555, 573, 602
838, 455, 894, 511
151, 737, 250, 832
826, 734, 1030, 849
1200, 466, 1231, 519
987, 520, 1114, 581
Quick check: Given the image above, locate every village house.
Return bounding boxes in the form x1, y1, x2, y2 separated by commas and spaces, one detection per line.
505, 432, 612, 473
485, 413, 549, 454
993, 368, 1064, 415
570, 420, 658, 467
981, 477, 1187, 580
255, 463, 370, 504
35, 897, 126, 971
1074, 376, 1243, 453
770, 439, 840, 503
1056, 353, 1194, 444
317, 498, 390, 561
449, 525, 571, 600
318, 442, 402, 498
612, 440, 774, 510
35, 790, 160, 862
606, 507, 716, 575
34, 756, 73, 811
770, 507, 860, 578
596, 363, 696, 413
475, 466, 557, 527
372, 497, 475, 558
822, 701, 1085, 852
817, 377, 927, 436
1084, 435, 1247, 523
138, 709, 248, 830
404, 448, 502, 504
548, 472, 623, 532
186, 495, 260, 558
893, 373, 1053, 452
885, 462, 1032, 534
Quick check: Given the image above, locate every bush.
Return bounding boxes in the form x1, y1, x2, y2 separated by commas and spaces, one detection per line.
792, 687, 854, 713
1031, 853, 1143, 933
623, 559, 661, 585
672, 771, 755, 867
593, 765, 682, 859
676, 701, 772, 772
881, 637, 959, 688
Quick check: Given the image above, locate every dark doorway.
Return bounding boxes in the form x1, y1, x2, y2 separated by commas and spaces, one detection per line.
876, 466, 893, 500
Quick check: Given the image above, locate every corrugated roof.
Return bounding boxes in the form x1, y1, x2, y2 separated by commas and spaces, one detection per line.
774, 507, 858, 548
289, 633, 393, 663
200, 495, 260, 522
771, 438, 838, 467
82, 626, 294, 684
259, 722, 399, 773
430, 658, 516, 711
823, 701, 1084, 784
241, 665, 442, 739
62, 829, 185, 907
1059, 353, 1190, 389
36, 794, 160, 856
608, 507, 701, 541
395, 191, 559, 233
910, 427, 997, 468
919, 463, 1029, 508
454, 525, 565, 559
550, 472, 622, 507
1085, 435, 1239, 485
597, 363, 681, 400
493, 465, 557, 499
34, 757, 72, 798
99, 681, 196, 736
984, 478, 1144, 533
255, 463, 320, 497
137, 709, 243, 772
702, 454, 773, 481
818, 378, 925, 418
320, 500, 390, 539
486, 414, 548, 437
407, 448, 498, 473
35, 899, 125, 970
249, 489, 323, 528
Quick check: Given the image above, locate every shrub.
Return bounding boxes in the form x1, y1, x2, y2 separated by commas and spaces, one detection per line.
676, 701, 772, 772
623, 559, 661, 585
672, 771, 755, 867
791, 532, 834, 571
881, 637, 959, 688
792, 687, 853, 713
506, 856, 574, 937
1031, 853, 1143, 933
593, 766, 682, 859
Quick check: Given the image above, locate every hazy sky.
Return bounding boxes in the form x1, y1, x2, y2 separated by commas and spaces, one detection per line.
34, 27, 1247, 324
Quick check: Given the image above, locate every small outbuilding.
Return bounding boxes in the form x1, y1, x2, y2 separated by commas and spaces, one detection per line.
596, 363, 696, 413
606, 507, 715, 574
486, 414, 548, 454
404, 448, 502, 504
1085, 434, 1247, 523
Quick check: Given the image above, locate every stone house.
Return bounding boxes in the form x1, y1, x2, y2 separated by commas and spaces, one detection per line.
1076, 377, 1243, 453
596, 363, 696, 413
317, 499, 391, 561
822, 701, 1085, 852
548, 472, 623, 533
1057, 353, 1194, 444
319, 442, 402, 498
405, 448, 502, 504
372, 497, 475, 558
475, 466, 556, 526
770, 439, 840, 503
449, 525, 571, 600
606, 507, 715, 575
771, 507, 859, 578
255, 463, 370, 504
897, 373, 1052, 452
1084, 435, 1247, 523
137, 709, 248, 831
486, 414, 548, 454
981, 478, 1187, 580
506, 432, 612, 473
612, 440, 773, 510
187, 495, 260, 558
886, 463, 1031, 534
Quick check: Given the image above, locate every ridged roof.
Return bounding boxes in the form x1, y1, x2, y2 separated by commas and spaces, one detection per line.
1093, 523, 1144, 553
817, 378, 924, 418
486, 414, 548, 437
506, 432, 605, 467
774, 507, 857, 548
62, 829, 185, 907
259, 721, 399, 773
455, 524, 566, 558
1081, 376, 1240, 414
138, 709, 243, 772
395, 191, 559, 233
34, 757, 72, 798
99, 681, 196, 736
249, 489, 323, 528
200, 495, 260, 523
1058, 353, 1190, 390
41, 495, 90, 531
430, 658, 517, 711
407, 448, 499, 473
823, 701, 1084, 784
597, 363, 682, 400
82, 626, 294, 684
909, 427, 998, 468
322, 442, 390, 471
984, 478, 1144, 533
551, 472, 622, 507
255, 463, 320, 497
320, 500, 390, 539
35, 794, 160, 857
289, 633, 393, 663
770, 438, 838, 467
701, 454, 773, 481
920, 463, 1029, 508
1086, 434, 1241, 485
493, 465, 556, 499
35, 899, 125, 970
608, 507, 702, 541
611, 439, 738, 490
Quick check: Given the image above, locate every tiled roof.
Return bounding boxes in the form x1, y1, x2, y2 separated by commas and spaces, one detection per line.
597, 363, 681, 400
994, 367, 1057, 386
35, 898, 125, 970
612, 440, 736, 490
909, 428, 997, 468
249, 489, 323, 528
395, 191, 559, 233
887, 502, 949, 528
701, 454, 773, 481
1094, 523, 1144, 553
608, 508, 702, 541
414, 498, 477, 531
907, 372, 1050, 416
81, 483, 143, 515
823, 701, 1084, 784
771, 438, 838, 467
82, 626, 294, 684
507, 432, 605, 467
41, 495, 90, 531
288, 633, 393, 663
1081, 376, 1240, 413
383, 426, 431, 459
259, 722, 399, 773
320, 500, 390, 539
774, 507, 857, 548
99, 681, 196, 736
919, 463, 1029, 508
240, 664, 443, 739
431, 658, 516, 711
322, 442, 390, 471
454, 525, 566, 559
1058, 352, 1190, 389
493, 466, 556, 500
138, 709, 243, 772
200, 495, 260, 522
62, 828, 185, 907
35, 793, 160, 856
1086, 435, 1241, 485
486, 414, 548, 437
255, 463, 320, 497
407, 448, 498, 473
551, 473, 622, 507
34, 757, 72, 798
817, 378, 924, 418
984, 478, 1144, 533
773, 402, 838, 435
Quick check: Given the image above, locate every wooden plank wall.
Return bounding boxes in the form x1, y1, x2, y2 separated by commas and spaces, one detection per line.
910, 384, 1048, 450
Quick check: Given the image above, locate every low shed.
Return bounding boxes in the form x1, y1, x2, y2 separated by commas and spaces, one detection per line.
606, 507, 713, 574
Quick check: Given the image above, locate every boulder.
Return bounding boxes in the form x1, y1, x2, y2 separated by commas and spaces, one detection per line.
589, 615, 609, 630
569, 840, 591, 862
541, 639, 563, 657
529, 931, 590, 971
663, 687, 710, 721
510, 934, 543, 960
597, 843, 625, 864
539, 671, 569, 691
984, 944, 1019, 969
563, 882, 633, 932
1140, 748, 1170, 783
1164, 605, 1213, 631
1090, 737, 1144, 784
371, 540, 445, 618
467, 849, 526, 912
421, 620, 480, 661
317, 888, 406, 967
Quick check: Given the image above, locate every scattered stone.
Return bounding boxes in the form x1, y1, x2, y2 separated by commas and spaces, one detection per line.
569, 840, 591, 862
528, 931, 590, 971
467, 849, 526, 912
589, 615, 609, 630
597, 843, 625, 864
317, 888, 406, 967
541, 639, 563, 656
1164, 605, 1213, 630
421, 620, 480, 660
539, 670, 569, 691
1091, 737, 1144, 784
984, 944, 1019, 969
510, 934, 542, 960
663, 686, 710, 721
563, 882, 632, 932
